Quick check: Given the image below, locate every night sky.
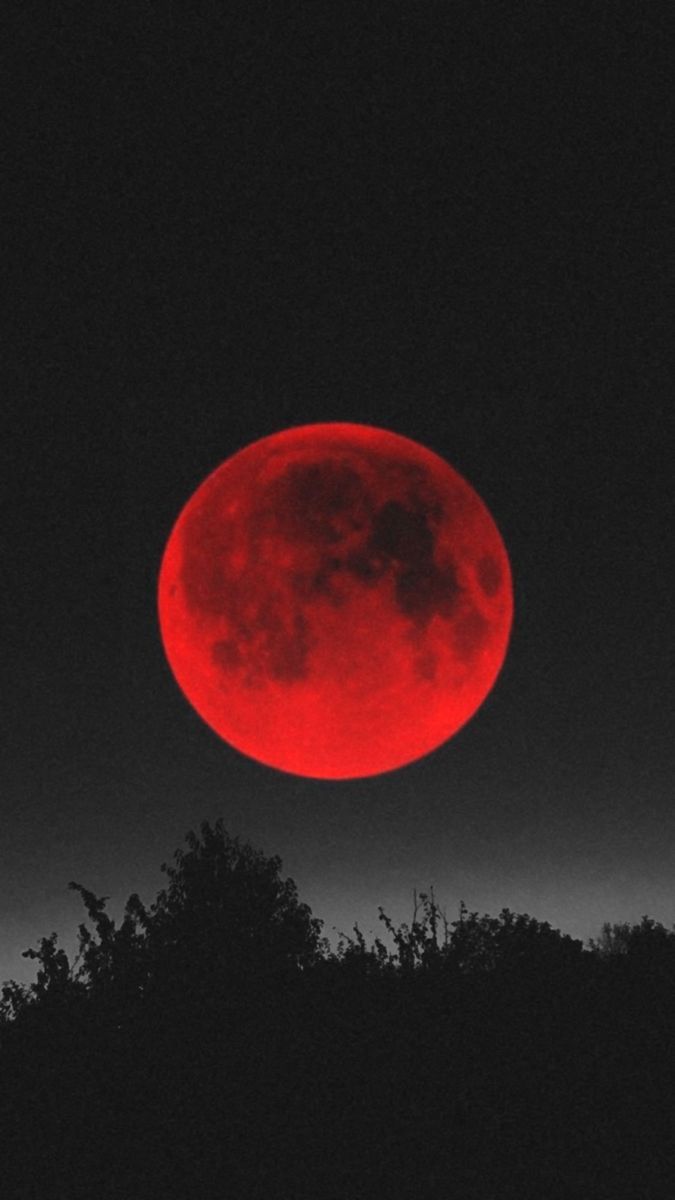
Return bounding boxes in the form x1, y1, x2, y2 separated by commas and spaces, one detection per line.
6, 4, 672, 989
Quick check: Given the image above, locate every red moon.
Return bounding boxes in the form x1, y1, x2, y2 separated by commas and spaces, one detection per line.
158, 423, 513, 779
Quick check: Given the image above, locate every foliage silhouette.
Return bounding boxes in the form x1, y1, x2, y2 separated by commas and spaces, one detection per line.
2, 822, 675, 1199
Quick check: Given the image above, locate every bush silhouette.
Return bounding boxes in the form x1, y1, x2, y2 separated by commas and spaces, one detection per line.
3, 822, 675, 1199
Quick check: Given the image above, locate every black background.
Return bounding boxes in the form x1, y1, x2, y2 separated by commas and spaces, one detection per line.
4, 2, 672, 987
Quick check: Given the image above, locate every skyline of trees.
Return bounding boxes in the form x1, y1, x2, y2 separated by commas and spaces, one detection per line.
4, 819, 675, 1017
2, 820, 675, 1198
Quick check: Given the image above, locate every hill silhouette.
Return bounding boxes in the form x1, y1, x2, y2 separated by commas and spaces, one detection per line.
2, 820, 674, 1199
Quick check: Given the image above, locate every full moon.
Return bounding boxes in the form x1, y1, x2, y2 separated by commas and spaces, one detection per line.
158, 423, 513, 779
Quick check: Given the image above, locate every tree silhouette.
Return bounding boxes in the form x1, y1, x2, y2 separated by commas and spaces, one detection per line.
587, 913, 675, 963
3, 823, 675, 1199
145, 818, 329, 986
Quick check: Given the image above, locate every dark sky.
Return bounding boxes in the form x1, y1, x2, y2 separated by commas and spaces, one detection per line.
5, 4, 673, 988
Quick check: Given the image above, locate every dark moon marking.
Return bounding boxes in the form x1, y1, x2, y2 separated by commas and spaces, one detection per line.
454, 610, 489, 662
366, 499, 461, 627
369, 500, 434, 563
414, 648, 439, 682
186, 456, 466, 683
477, 553, 502, 597
272, 459, 372, 546
265, 611, 311, 683
212, 638, 243, 672
213, 607, 312, 689
395, 563, 460, 624
345, 551, 388, 585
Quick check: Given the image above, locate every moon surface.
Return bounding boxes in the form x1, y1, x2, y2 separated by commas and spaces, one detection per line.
157, 423, 513, 779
